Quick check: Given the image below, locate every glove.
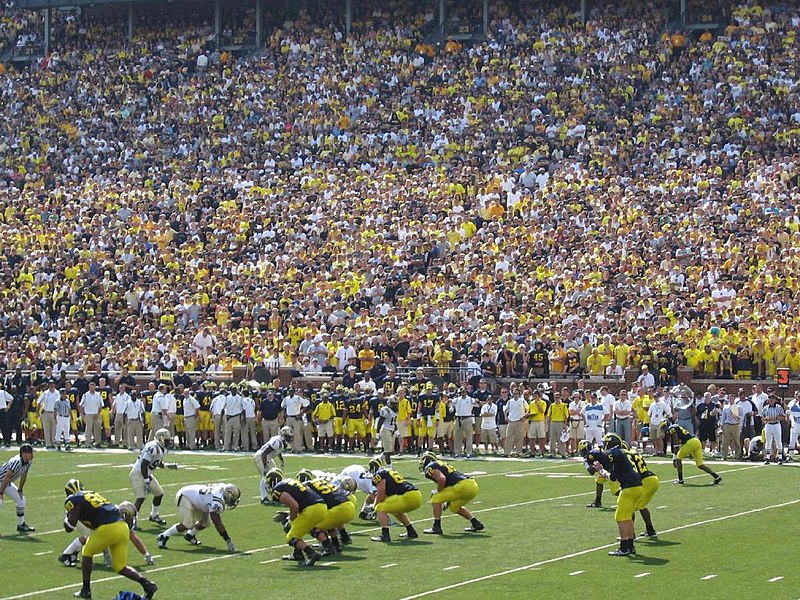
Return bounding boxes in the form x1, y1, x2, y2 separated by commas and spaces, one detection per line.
227, 539, 237, 552
145, 553, 155, 565
272, 511, 290, 524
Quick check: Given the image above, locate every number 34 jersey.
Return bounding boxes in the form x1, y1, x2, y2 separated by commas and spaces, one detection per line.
65, 491, 122, 530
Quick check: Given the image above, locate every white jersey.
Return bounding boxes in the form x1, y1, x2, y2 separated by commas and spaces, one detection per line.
339, 464, 377, 494
789, 401, 800, 427
0, 455, 31, 483
133, 441, 167, 477
256, 435, 285, 458
309, 469, 338, 483
378, 405, 397, 432
582, 403, 606, 428
178, 484, 226, 514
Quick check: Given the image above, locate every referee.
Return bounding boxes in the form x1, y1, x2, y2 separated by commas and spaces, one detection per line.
54, 390, 73, 451
762, 395, 786, 464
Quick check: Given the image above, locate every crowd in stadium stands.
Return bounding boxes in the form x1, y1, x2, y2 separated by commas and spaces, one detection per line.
0, 0, 798, 449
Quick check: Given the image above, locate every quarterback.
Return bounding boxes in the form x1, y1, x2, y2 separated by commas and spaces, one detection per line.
419, 452, 484, 535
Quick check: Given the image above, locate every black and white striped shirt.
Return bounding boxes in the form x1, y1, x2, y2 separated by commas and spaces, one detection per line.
55, 397, 71, 418
0, 456, 31, 483
762, 404, 785, 424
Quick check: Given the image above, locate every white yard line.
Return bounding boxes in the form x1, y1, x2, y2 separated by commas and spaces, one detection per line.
398, 496, 800, 600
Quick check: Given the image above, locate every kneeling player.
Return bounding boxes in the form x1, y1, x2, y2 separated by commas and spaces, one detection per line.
419, 452, 484, 534
156, 483, 240, 551
666, 424, 721, 485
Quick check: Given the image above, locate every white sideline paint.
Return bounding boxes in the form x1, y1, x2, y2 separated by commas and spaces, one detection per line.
398, 497, 800, 600
443, 566, 461, 571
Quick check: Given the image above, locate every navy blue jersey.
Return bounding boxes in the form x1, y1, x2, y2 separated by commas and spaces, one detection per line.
65, 491, 122, 529
372, 468, 417, 496
424, 460, 468, 487
271, 478, 325, 509
308, 479, 351, 508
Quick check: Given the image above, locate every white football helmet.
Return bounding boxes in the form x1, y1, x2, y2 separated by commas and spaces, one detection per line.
338, 475, 357, 494
154, 428, 172, 448
279, 425, 294, 442
118, 501, 138, 528
221, 483, 241, 509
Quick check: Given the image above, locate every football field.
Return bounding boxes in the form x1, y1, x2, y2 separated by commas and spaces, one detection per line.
0, 448, 797, 600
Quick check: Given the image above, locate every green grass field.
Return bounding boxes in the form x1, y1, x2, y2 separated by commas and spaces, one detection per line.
0, 447, 797, 600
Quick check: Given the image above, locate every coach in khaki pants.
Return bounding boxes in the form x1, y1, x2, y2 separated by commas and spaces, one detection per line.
80, 382, 104, 447
452, 389, 477, 457
504, 391, 528, 456
182, 389, 201, 450
38, 381, 60, 448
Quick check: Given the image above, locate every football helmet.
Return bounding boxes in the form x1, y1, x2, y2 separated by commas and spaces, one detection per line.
154, 428, 172, 448
602, 433, 623, 449
279, 425, 294, 442
419, 451, 437, 472
264, 468, 283, 496
577, 440, 591, 458
367, 456, 385, 474
64, 478, 83, 496
222, 483, 241, 509
337, 475, 357, 494
296, 468, 315, 484
118, 501, 138, 527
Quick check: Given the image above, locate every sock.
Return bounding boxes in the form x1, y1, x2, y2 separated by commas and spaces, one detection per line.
65, 538, 83, 555
82, 579, 91, 591
17, 510, 25, 525
260, 478, 267, 501
150, 505, 160, 517
187, 528, 197, 536
381, 526, 390, 539
595, 494, 602, 504
163, 525, 180, 538
406, 524, 416, 535
433, 519, 442, 529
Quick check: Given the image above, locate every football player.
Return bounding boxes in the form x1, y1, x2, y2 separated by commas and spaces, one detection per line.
156, 483, 240, 551
59, 480, 155, 568
419, 452, 484, 535
343, 461, 379, 520
305, 477, 356, 552
265, 469, 327, 566
578, 440, 620, 509
0, 443, 35, 533
369, 464, 421, 543
376, 395, 399, 465
666, 424, 722, 485
64, 480, 158, 599
586, 444, 642, 556
129, 428, 178, 526
603, 433, 659, 538
255, 426, 294, 504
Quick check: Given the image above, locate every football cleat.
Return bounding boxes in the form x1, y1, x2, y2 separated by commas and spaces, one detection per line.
608, 548, 633, 556
184, 533, 201, 545
302, 549, 321, 567
17, 523, 35, 532
400, 530, 418, 539
586, 501, 602, 508
340, 530, 352, 545
149, 516, 167, 526
58, 553, 76, 567
74, 590, 92, 599
464, 521, 485, 532
282, 549, 304, 561
674, 479, 685, 485
423, 527, 443, 535
156, 534, 168, 549
141, 579, 158, 600
640, 530, 657, 538
371, 534, 391, 543
713, 476, 722, 485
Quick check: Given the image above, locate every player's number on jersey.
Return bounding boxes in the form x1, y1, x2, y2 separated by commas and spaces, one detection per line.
624, 450, 648, 475
84, 491, 110, 509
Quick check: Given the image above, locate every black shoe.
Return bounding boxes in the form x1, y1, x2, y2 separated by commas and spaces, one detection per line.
371, 535, 391, 543
400, 530, 418, 539
74, 589, 92, 599
156, 534, 168, 549
586, 501, 602, 508
465, 521, 484, 532
282, 549, 304, 561
423, 527, 443, 535
713, 476, 722, 484
340, 531, 352, 545
302, 549, 321, 567
58, 553, 76, 567
674, 479, 685, 485
608, 548, 632, 556
640, 530, 657, 538
141, 579, 157, 600
184, 533, 201, 545
17, 523, 35, 532
764, 459, 771, 465
149, 516, 167, 526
